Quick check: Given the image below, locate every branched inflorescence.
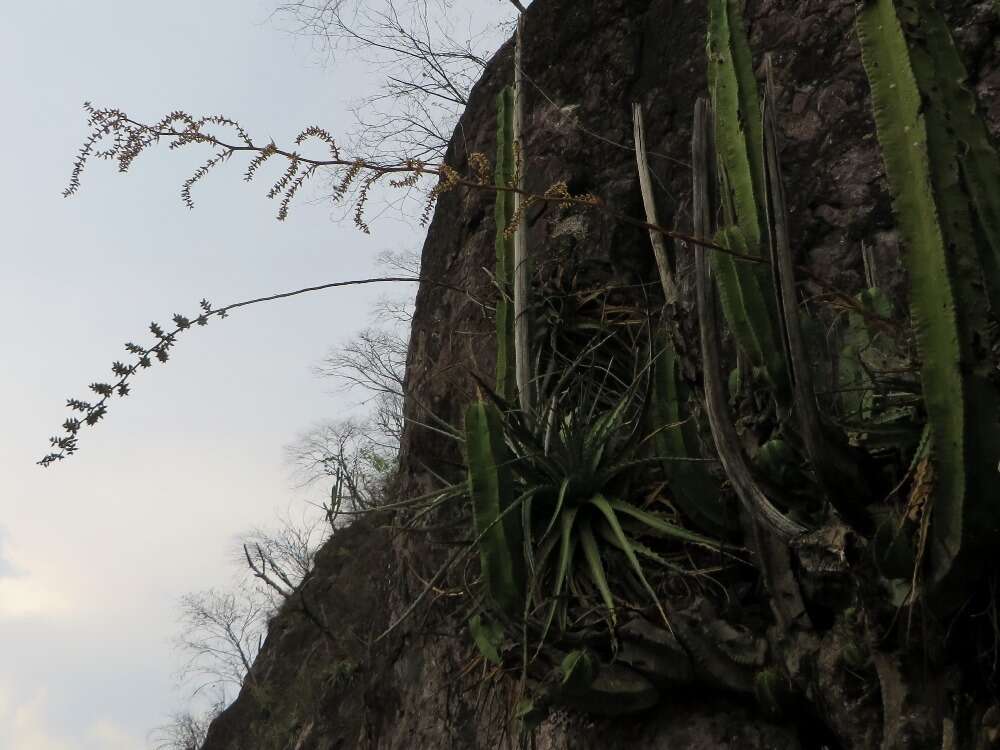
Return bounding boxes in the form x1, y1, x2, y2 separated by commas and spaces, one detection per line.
63, 103, 618, 233
38, 274, 479, 467
40, 299, 223, 467
63, 103, 448, 229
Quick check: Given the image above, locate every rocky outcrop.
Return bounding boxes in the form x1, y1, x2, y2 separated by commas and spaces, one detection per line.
202, 1, 1000, 748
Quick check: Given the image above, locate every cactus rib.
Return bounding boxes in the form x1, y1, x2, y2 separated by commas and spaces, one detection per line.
707, 0, 764, 249
904, 0, 1000, 313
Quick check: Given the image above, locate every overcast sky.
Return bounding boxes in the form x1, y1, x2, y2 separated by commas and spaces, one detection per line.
0, 1, 511, 747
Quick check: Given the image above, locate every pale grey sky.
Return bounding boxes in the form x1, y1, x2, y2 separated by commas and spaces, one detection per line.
0, 1, 511, 747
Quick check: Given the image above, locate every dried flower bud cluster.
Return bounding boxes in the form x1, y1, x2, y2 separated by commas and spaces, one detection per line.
468, 152, 492, 184
421, 164, 461, 225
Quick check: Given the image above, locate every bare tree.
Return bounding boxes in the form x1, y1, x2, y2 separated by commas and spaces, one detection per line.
239, 511, 329, 602
149, 696, 224, 750
328, 249, 420, 442
370, 248, 421, 326
164, 514, 329, 745
273, 0, 514, 162
283, 248, 433, 515
317, 328, 407, 403
236, 515, 330, 592
286, 418, 396, 517
316, 330, 408, 440
174, 587, 269, 698
239, 515, 342, 645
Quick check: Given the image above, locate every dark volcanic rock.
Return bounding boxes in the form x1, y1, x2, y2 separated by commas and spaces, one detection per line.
203, 1, 1000, 748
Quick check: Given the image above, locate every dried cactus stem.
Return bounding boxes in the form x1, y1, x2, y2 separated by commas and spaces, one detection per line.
760, 55, 874, 528
693, 97, 804, 541
512, 16, 534, 416
633, 102, 678, 305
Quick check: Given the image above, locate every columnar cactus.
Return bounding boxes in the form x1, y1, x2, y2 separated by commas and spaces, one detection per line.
857, 0, 1000, 601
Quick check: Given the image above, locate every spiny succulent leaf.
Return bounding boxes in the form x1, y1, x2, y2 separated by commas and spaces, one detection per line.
522, 491, 537, 578
610, 499, 719, 550
595, 521, 673, 569
590, 495, 669, 627
543, 506, 580, 637
539, 478, 571, 543
578, 515, 616, 623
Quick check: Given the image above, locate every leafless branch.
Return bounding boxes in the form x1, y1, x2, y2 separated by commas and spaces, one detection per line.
272, 0, 511, 162
318, 328, 407, 401
174, 588, 269, 698
285, 417, 397, 517
239, 512, 328, 602
149, 698, 224, 750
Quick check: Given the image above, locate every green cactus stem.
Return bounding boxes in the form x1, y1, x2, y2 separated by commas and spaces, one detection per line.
494, 86, 517, 401
465, 397, 523, 613
706, 0, 764, 247
706, 0, 789, 398
857, 0, 1000, 597
905, 2, 1000, 314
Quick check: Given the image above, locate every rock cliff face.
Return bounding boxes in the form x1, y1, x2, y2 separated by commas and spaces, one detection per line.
202, 1, 1000, 748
